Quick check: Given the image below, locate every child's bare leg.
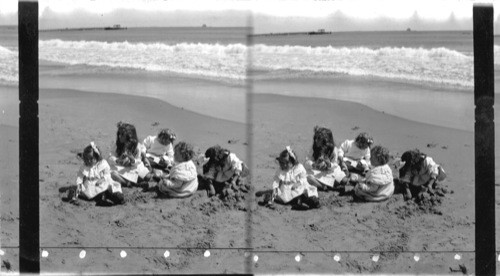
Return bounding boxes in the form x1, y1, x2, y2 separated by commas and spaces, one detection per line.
206, 178, 216, 197
111, 171, 131, 187
307, 175, 326, 190
402, 182, 412, 201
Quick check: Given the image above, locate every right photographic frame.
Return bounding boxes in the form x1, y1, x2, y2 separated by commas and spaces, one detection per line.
248, 1, 485, 273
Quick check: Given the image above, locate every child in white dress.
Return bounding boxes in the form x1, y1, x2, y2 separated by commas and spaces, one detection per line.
338, 132, 374, 176
143, 128, 176, 172
399, 149, 447, 201
266, 146, 319, 210
353, 145, 394, 202
202, 145, 248, 197
108, 122, 150, 187
157, 141, 199, 198
305, 126, 349, 191
68, 142, 125, 206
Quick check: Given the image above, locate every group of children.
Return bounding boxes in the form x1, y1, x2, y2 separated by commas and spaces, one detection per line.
68, 122, 447, 210
68, 122, 246, 206
263, 126, 447, 210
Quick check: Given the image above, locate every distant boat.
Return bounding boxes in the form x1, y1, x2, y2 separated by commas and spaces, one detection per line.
104, 24, 127, 30
308, 29, 332, 35
406, 28, 412, 32
202, 24, 207, 28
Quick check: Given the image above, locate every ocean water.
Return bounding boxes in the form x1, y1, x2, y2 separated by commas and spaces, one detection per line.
0, 28, 495, 89
0, 27, 498, 130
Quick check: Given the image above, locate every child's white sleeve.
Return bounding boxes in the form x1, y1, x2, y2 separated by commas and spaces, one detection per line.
296, 164, 308, 183
230, 154, 243, 175
339, 140, 350, 158
76, 167, 85, 185
367, 167, 393, 186
272, 171, 281, 189
364, 148, 371, 161
165, 144, 174, 160
170, 163, 197, 182
143, 136, 153, 150
425, 157, 439, 179
137, 143, 147, 159
100, 160, 112, 178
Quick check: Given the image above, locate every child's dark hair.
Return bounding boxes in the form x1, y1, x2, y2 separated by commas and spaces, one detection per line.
115, 122, 138, 156
370, 145, 390, 165
204, 145, 230, 168
80, 142, 103, 166
355, 132, 374, 149
312, 126, 335, 161
400, 149, 426, 174
174, 141, 195, 162
276, 147, 299, 166
158, 128, 176, 142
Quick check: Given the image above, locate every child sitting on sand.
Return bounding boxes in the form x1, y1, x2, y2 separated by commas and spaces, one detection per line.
353, 145, 394, 202
264, 146, 319, 210
338, 132, 374, 176
143, 128, 176, 172
108, 122, 150, 187
202, 145, 247, 198
305, 126, 349, 191
68, 142, 125, 206
157, 141, 198, 198
399, 149, 447, 201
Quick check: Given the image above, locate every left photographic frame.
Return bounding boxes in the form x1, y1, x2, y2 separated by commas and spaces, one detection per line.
9, 1, 253, 274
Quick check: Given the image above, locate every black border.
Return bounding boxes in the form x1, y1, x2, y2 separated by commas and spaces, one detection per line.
473, 5, 496, 275
18, 1, 39, 274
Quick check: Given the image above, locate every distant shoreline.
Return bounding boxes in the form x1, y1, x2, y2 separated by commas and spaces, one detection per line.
251, 31, 333, 37
40, 26, 128, 32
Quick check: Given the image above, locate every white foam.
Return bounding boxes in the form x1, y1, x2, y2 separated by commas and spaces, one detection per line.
252, 44, 475, 88
2, 41, 498, 89
38, 39, 247, 82
0, 45, 18, 84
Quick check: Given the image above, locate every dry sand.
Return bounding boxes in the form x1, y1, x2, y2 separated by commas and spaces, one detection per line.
0, 86, 491, 274
249, 93, 475, 274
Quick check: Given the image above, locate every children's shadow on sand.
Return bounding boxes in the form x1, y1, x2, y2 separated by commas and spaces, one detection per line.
58, 185, 77, 203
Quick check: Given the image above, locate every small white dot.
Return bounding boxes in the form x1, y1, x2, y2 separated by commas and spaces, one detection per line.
372, 254, 379, 262
120, 250, 127, 258
333, 254, 341, 262
454, 254, 461, 260
497, 254, 500, 262
163, 250, 170, 258
204, 250, 210, 257
41, 250, 49, 258
295, 254, 301, 262
0, 249, 4, 256
253, 255, 259, 262
414, 254, 420, 262
79, 250, 86, 259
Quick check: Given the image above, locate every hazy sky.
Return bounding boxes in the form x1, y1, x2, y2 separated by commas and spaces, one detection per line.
0, 0, 499, 32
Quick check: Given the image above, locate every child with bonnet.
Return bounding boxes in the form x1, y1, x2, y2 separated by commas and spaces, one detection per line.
265, 146, 319, 210
68, 141, 125, 206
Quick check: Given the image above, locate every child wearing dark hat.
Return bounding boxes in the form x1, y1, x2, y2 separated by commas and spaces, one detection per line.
201, 145, 247, 197
399, 149, 447, 201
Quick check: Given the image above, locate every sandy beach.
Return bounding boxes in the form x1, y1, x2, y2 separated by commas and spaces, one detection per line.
1, 81, 490, 273
2, 87, 250, 274
249, 91, 476, 274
